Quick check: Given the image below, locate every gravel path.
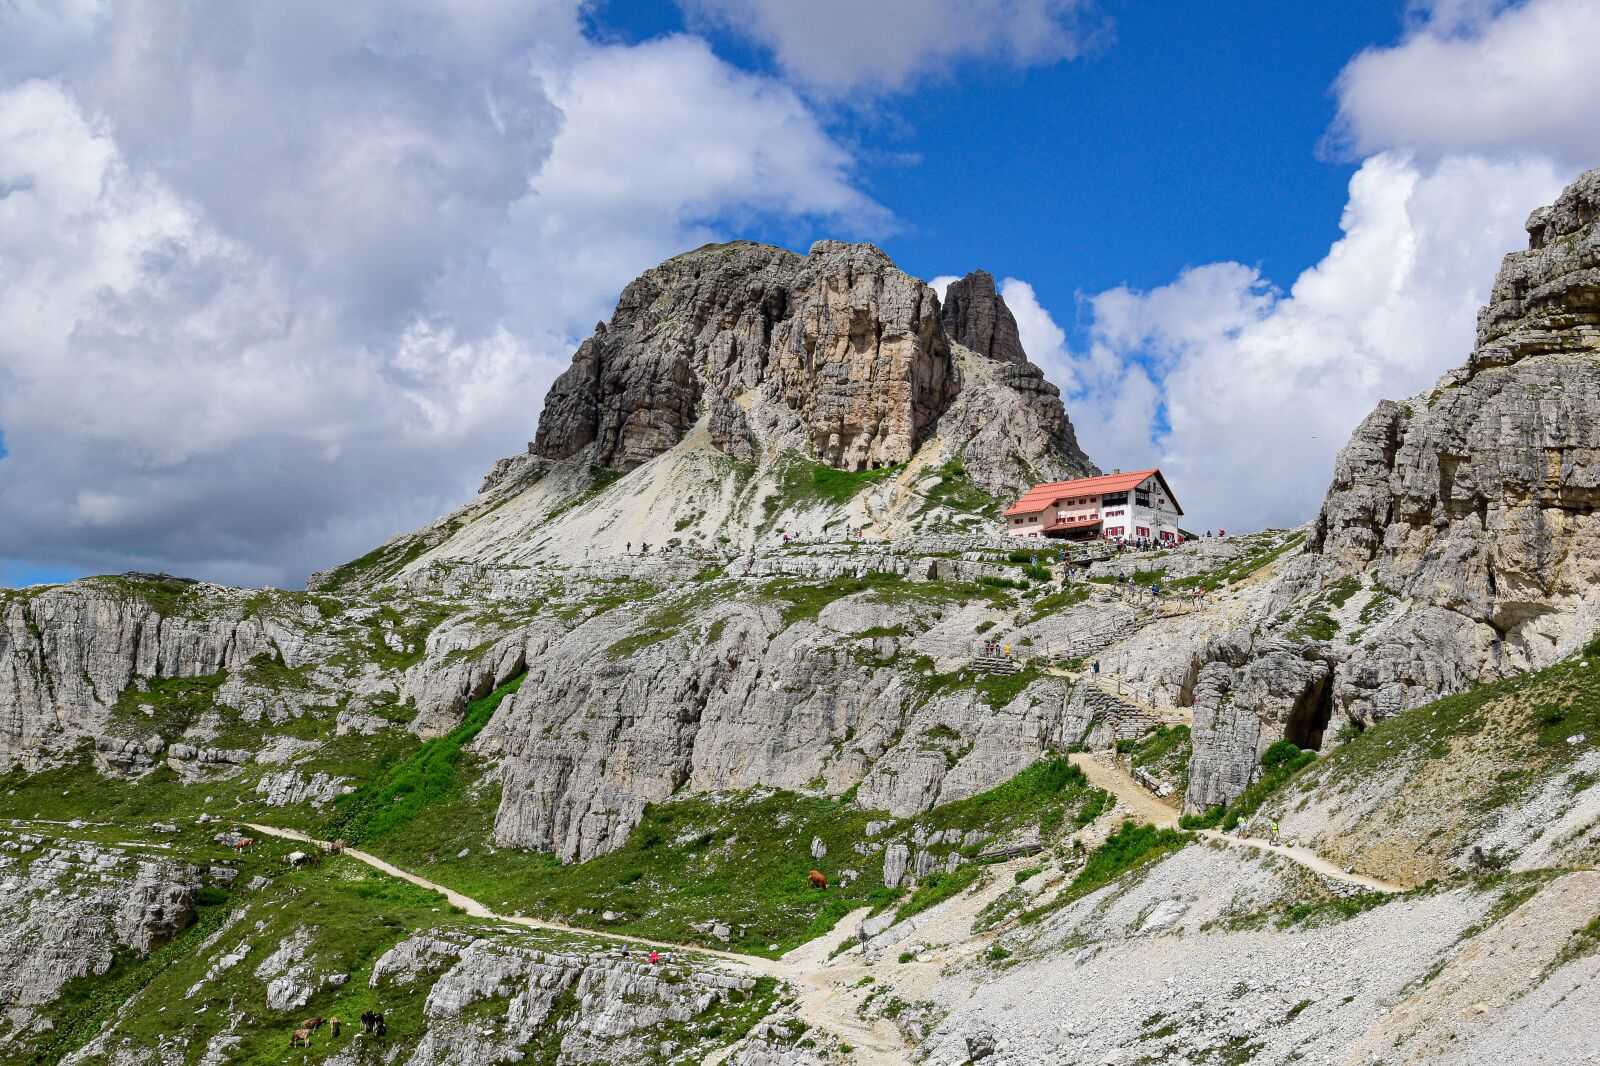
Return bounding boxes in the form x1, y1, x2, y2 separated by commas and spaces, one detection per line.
1063, 756, 1403, 893
247, 822, 914, 1062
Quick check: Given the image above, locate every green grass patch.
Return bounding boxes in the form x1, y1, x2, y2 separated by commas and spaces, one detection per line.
894, 864, 981, 922
313, 535, 431, 592
1026, 584, 1091, 622
359, 783, 900, 959
915, 461, 1003, 518
107, 670, 228, 739
327, 674, 525, 842
1168, 530, 1307, 592
921, 757, 1088, 841
1022, 820, 1189, 923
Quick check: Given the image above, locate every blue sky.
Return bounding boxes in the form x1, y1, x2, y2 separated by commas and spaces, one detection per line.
601, 1, 1405, 304
0, 0, 1594, 587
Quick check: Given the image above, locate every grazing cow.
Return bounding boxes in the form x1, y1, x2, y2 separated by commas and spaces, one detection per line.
232, 836, 255, 854
328, 1017, 341, 1037
329, 838, 346, 855
289, 1028, 312, 1048
361, 1010, 386, 1037
303, 1017, 324, 1032
808, 870, 828, 890
286, 850, 311, 868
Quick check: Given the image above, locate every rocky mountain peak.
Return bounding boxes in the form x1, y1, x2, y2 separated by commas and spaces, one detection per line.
940, 269, 1025, 364
1472, 166, 1600, 372
532, 239, 955, 475
1299, 165, 1600, 690
528, 239, 1093, 490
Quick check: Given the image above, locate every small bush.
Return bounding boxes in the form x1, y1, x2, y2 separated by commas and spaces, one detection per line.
1262, 739, 1307, 769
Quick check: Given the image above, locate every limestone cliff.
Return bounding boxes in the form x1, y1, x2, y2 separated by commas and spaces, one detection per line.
1311, 167, 1600, 663
530, 241, 1093, 485
1184, 167, 1600, 813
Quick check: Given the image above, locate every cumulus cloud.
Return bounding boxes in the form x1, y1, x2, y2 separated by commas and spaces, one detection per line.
1046, 154, 1564, 533
0, 3, 885, 586
1331, 0, 1600, 166
679, 0, 1105, 95
1015, 0, 1594, 534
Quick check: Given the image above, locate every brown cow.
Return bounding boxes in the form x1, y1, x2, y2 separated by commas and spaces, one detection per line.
329, 838, 346, 855
289, 1028, 312, 1047
303, 1017, 324, 1032
328, 1016, 341, 1037
808, 870, 828, 890
232, 836, 255, 854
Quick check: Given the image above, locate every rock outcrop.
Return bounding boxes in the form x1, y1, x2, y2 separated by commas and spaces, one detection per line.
534, 240, 958, 474
1185, 167, 1600, 812
1311, 172, 1600, 669
940, 270, 1024, 364
531, 241, 1092, 490
372, 933, 760, 1065
0, 834, 202, 1016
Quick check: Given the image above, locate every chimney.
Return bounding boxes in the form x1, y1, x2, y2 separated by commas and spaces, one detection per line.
1113, 468, 1121, 474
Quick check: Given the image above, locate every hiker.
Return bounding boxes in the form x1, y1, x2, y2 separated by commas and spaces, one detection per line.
626, 541, 632, 553
1003, 644, 1011, 657
1092, 660, 1100, 676
649, 950, 661, 966
1269, 820, 1281, 845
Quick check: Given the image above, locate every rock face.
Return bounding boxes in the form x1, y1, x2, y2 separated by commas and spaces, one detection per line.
531, 241, 1092, 489
535, 240, 957, 473
940, 270, 1024, 363
0, 834, 201, 1014
1311, 171, 1600, 668
370, 932, 760, 1065
1185, 167, 1600, 813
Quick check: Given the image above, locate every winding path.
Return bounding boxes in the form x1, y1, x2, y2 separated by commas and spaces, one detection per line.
246, 823, 770, 967
1063, 756, 1403, 894
243, 761, 1400, 1066
245, 823, 912, 1062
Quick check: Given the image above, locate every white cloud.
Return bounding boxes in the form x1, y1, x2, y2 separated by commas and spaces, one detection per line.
0, 4, 887, 585
1332, 0, 1600, 167
1061, 154, 1565, 533
1033, 0, 1597, 534
679, 0, 1104, 95
498, 34, 890, 339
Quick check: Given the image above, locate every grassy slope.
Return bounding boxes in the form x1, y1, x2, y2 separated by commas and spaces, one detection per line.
4, 813, 778, 1065
1268, 645, 1600, 884
341, 755, 1102, 958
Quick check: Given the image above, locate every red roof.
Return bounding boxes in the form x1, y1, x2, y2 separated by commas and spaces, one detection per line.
1005, 468, 1170, 517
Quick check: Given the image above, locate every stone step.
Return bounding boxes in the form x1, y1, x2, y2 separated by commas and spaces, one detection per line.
971, 655, 1024, 675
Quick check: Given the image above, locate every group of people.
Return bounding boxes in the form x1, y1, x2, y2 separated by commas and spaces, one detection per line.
619, 946, 673, 965
982, 642, 1014, 658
